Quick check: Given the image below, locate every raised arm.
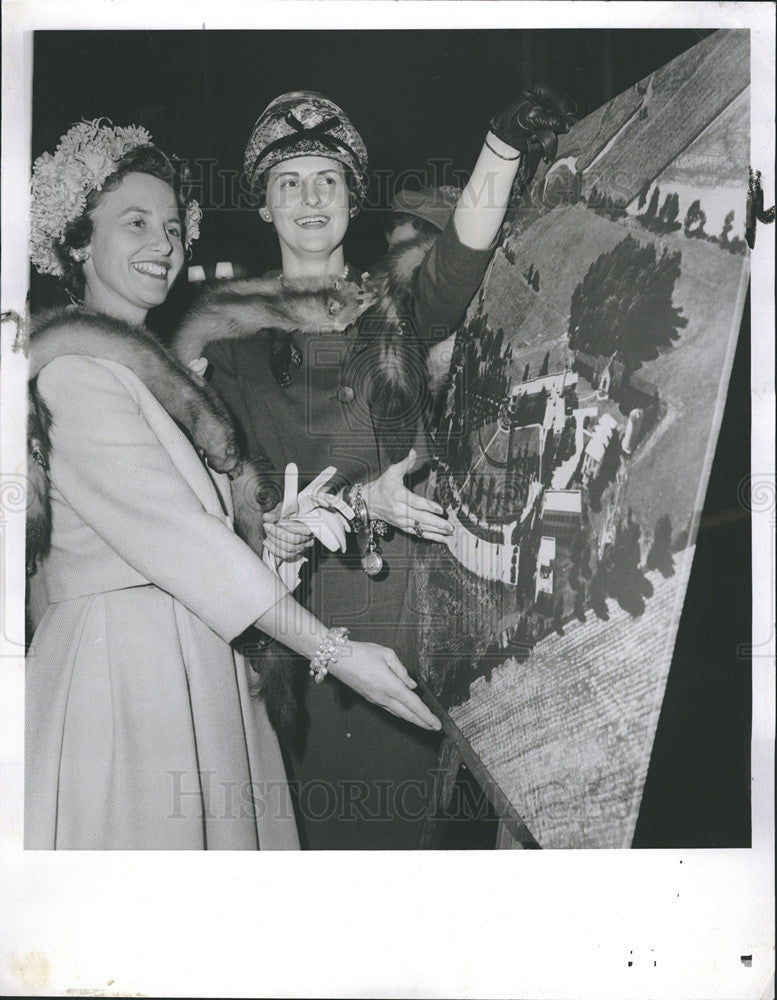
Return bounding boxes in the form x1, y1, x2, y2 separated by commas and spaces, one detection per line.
455, 84, 576, 249
362, 88, 576, 539
414, 85, 576, 341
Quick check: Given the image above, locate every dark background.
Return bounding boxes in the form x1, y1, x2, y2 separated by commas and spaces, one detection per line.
31, 28, 751, 847
32, 29, 718, 296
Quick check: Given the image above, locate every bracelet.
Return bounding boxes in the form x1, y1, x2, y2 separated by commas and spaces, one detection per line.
309, 627, 350, 684
484, 136, 521, 161
349, 483, 369, 532
346, 483, 388, 537
345, 482, 388, 577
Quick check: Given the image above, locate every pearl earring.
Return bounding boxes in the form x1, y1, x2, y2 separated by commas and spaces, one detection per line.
70, 247, 90, 263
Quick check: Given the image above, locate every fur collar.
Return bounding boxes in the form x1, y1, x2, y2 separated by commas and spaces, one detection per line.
172, 233, 437, 360
173, 272, 366, 364
26, 306, 241, 576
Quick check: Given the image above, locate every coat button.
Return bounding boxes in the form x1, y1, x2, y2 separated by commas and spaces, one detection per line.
337, 386, 355, 404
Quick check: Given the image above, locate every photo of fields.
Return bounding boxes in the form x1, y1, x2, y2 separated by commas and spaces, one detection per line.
412, 30, 751, 848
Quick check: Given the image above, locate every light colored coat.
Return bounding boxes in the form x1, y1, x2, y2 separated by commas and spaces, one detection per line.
26, 355, 299, 850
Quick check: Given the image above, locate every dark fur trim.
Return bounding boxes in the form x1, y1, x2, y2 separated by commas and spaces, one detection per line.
173, 274, 366, 363
358, 233, 438, 461
27, 308, 244, 576
244, 628, 309, 749
169, 246, 437, 736
30, 307, 242, 477
364, 232, 436, 302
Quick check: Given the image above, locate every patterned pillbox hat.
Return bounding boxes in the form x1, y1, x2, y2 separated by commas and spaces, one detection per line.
243, 91, 369, 208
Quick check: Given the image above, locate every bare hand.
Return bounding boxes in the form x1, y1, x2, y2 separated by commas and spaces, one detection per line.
328, 640, 442, 731
362, 449, 453, 541
263, 503, 314, 561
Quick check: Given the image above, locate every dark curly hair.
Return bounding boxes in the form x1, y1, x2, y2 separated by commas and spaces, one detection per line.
55, 144, 193, 303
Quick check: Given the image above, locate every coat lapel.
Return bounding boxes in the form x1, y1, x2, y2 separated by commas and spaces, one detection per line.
96, 358, 233, 522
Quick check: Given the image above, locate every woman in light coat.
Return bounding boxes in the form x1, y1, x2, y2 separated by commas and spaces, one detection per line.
25, 119, 439, 850
191, 88, 574, 849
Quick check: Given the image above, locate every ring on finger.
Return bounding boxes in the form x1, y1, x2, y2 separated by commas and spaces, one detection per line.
413, 519, 424, 537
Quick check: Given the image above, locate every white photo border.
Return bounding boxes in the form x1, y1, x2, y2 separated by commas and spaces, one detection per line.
1, 3, 774, 998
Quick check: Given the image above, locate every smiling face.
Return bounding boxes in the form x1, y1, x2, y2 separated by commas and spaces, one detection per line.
261, 155, 350, 275
81, 171, 185, 324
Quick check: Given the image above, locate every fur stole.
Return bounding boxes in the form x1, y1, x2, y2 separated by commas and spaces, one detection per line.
171, 238, 441, 547
168, 242, 439, 743
173, 233, 440, 469
26, 307, 241, 576
172, 272, 365, 364
27, 284, 364, 744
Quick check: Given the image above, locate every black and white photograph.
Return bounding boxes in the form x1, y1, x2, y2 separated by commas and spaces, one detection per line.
412, 28, 753, 850
1, 2, 773, 997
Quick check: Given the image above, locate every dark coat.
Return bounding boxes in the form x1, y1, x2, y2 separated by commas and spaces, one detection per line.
198, 218, 494, 849
202, 218, 494, 486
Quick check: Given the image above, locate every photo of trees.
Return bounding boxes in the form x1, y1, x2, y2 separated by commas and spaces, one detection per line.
410, 30, 751, 848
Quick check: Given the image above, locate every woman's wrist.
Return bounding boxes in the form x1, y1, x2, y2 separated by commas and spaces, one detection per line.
253, 596, 356, 681
309, 627, 350, 684
253, 594, 330, 661
345, 480, 374, 520
343, 481, 389, 577
484, 130, 523, 161
357, 479, 383, 522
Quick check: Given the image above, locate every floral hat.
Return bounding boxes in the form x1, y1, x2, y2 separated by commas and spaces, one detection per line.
243, 91, 368, 207
30, 118, 202, 277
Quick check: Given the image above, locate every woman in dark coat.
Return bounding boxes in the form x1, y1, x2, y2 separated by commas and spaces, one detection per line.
180, 87, 574, 849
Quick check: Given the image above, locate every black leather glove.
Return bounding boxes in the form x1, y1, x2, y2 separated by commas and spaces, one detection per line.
489, 84, 577, 165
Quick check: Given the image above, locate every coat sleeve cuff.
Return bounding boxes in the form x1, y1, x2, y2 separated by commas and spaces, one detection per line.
413, 217, 496, 339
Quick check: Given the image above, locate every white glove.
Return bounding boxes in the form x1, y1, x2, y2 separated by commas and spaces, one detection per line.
262, 464, 354, 590
293, 465, 354, 551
